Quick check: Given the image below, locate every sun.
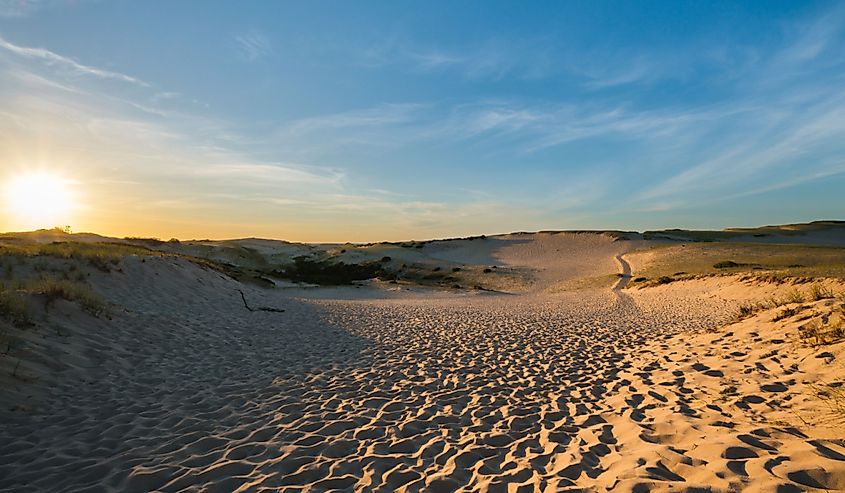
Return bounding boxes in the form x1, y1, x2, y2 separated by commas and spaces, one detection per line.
4, 172, 75, 231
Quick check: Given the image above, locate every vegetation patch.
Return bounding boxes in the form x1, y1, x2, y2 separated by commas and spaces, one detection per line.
0, 289, 32, 326
275, 257, 389, 285
27, 279, 108, 317
713, 260, 742, 269
772, 306, 801, 321
0, 241, 156, 272
0, 277, 107, 332
628, 243, 845, 282
810, 382, 845, 419
785, 289, 806, 304
799, 321, 845, 346
808, 283, 835, 301
729, 286, 829, 323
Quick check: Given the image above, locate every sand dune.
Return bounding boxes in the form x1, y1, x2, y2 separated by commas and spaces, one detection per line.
1, 233, 843, 491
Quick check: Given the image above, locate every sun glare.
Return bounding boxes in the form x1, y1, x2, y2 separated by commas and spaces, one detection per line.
4, 172, 75, 231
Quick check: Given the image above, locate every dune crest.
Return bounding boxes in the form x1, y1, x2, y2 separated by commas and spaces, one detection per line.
1, 231, 844, 491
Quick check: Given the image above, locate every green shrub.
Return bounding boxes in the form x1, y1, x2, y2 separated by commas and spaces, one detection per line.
656, 276, 673, 285
276, 257, 386, 285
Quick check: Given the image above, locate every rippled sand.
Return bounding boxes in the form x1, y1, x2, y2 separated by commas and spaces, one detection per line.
1, 234, 844, 491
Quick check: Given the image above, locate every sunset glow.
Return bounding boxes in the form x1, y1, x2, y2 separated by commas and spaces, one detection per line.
1, 4, 845, 492
3, 172, 75, 231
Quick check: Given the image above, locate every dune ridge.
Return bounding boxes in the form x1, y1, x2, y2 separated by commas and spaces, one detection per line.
0, 232, 843, 491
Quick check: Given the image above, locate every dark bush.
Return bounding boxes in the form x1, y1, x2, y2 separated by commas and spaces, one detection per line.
713, 260, 740, 269
276, 257, 386, 285
124, 237, 165, 246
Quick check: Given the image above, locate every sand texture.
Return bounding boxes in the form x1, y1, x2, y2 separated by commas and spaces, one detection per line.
1, 233, 844, 491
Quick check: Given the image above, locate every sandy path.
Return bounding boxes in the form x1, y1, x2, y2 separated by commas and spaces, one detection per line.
613, 254, 632, 291
1, 246, 843, 491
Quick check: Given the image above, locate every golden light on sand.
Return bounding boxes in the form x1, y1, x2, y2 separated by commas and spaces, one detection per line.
4, 172, 75, 231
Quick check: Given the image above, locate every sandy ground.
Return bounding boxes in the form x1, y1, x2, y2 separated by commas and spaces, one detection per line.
1, 233, 844, 491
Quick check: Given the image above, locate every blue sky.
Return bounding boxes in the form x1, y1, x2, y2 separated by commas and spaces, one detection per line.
0, 1, 844, 241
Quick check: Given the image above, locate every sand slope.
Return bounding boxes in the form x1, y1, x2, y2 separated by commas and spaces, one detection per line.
1, 234, 843, 491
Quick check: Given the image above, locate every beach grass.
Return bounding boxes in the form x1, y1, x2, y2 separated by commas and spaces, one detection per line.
629, 243, 845, 286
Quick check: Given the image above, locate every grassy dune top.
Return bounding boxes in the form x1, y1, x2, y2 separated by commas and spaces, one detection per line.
628, 242, 845, 287
0, 239, 163, 270
643, 220, 845, 243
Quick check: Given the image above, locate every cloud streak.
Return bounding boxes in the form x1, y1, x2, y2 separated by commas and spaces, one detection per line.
0, 35, 149, 86
0, 0, 42, 18
235, 31, 271, 61
634, 8, 845, 206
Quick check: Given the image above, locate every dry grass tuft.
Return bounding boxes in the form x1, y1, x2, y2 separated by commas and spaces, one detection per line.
772, 306, 800, 321
0, 241, 151, 272
0, 289, 32, 326
799, 320, 845, 346
785, 288, 806, 304
26, 279, 108, 317
808, 283, 835, 301
810, 382, 845, 419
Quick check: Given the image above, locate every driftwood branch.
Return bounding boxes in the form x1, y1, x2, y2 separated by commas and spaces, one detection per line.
238, 290, 285, 313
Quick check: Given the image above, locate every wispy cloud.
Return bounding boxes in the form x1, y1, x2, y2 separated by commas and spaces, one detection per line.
0, 0, 42, 17
235, 31, 271, 61
347, 34, 670, 89
0, 35, 148, 86
3, 4, 845, 238
0, 44, 346, 210
346, 35, 555, 81
150, 91, 180, 104
195, 163, 343, 186
777, 4, 845, 64
636, 94, 845, 203
578, 57, 656, 89
408, 50, 464, 70
634, 8, 845, 206
272, 98, 734, 162
281, 103, 424, 135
